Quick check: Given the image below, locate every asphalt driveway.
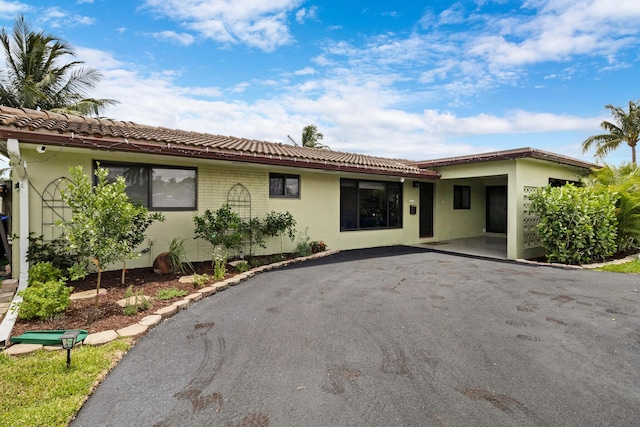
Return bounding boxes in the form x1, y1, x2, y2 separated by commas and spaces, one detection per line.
71, 246, 640, 426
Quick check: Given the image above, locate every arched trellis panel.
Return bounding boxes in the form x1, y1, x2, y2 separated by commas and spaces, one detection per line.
227, 183, 253, 255
41, 177, 72, 242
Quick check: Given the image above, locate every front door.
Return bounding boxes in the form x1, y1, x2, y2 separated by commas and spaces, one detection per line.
419, 182, 434, 237
486, 186, 507, 234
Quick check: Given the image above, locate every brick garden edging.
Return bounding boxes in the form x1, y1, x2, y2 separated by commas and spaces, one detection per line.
2, 250, 339, 356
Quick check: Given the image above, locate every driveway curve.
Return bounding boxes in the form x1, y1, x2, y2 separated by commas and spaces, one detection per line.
71, 246, 640, 427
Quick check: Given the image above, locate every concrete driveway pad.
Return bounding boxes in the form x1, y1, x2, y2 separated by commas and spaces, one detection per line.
71, 247, 640, 426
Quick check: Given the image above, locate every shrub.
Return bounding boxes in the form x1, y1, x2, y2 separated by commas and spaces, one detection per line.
26, 234, 80, 273
586, 163, 640, 253
13, 279, 73, 320
262, 211, 296, 256
529, 184, 618, 264
193, 205, 244, 262
28, 261, 63, 285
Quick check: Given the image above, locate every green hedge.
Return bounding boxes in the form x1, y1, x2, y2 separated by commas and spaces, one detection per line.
529, 184, 618, 265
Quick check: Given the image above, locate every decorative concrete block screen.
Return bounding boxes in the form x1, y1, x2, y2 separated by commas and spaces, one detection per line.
522, 186, 541, 249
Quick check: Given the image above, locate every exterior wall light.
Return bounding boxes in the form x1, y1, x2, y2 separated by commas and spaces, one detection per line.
60, 330, 81, 368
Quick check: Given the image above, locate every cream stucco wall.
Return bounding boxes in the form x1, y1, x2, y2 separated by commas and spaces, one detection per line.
11, 141, 592, 275
13, 142, 425, 275
430, 158, 589, 259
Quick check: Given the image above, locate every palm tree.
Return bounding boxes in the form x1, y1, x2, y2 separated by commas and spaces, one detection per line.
301, 124, 329, 149
0, 15, 117, 116
582, 101, 640, 165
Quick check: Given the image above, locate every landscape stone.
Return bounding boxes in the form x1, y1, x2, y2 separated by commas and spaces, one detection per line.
4, 343, 43, 355
139, 314, 162, 326
155, 305, 178, 317
117, 323, 148, 337
84, 330, 119, 346
178, 275, 194, 283
70, 289, 107, 301
173, 299, 191, 310
196, 286, 217, 297
184, 293, 203, 302
115, 295, 151, 308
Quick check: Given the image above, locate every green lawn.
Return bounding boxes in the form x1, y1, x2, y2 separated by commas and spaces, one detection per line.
0, 339, 131, 427
595, 258, 640, 273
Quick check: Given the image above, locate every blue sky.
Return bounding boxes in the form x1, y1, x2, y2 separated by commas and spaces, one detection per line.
1, 0, 640, 164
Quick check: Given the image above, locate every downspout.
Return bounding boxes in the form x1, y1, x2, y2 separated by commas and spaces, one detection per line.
7, 138, 28, 285
0, 138, 29, 347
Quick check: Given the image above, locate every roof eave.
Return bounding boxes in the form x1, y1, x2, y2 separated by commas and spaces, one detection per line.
0, 128, 440, 180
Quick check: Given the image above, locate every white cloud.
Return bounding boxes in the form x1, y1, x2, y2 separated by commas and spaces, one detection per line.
79, 45, 602, 162
142, 0, 301, 51
151, 31, 195, 46
0, 0, 28, 19
296, 6, 318, 24
294, 67, 315, 76
39, 7, 95, 28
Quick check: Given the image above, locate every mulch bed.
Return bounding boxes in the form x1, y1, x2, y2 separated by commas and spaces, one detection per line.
10, 261, 235, 338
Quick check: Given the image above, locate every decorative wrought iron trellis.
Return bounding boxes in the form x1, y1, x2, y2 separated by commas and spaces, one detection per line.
227, 183, 252, 255
41, 177, 72, 242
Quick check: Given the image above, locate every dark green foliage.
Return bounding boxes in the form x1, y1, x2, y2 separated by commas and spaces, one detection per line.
193, 204, 244, 253
26, 234, 79, 272
586, 163, 640, 252
262, 211, 296, 256
529, 184, 618, 264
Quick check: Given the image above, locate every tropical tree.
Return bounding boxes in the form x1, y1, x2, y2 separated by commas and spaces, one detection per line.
581, 101, 640, 165
0, 15, 117, 115
301, 124, 329, 149
585, 163, 640, 252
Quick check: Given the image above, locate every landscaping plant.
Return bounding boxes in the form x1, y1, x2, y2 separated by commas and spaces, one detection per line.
193, 204, 244, 263
529, 184, 618, 264
59, 165, 164, 307
166, 237, 194, 274
262, 210, 296, 257
12, 262, 73, 320
585, 163, 640, 253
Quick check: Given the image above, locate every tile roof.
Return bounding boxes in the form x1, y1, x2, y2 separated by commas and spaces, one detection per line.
0, 106, 439, 179
411, 147, 597, 170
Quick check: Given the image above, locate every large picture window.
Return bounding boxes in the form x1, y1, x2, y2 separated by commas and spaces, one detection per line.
96, 161, 197, 210
340, 179, 402, 231
269, 173, 300, 198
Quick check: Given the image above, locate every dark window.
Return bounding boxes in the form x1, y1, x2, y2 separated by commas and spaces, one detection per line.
96, 161, 197, 211
453, 185, 471, 209
340, 179, 402, 231
269, 173, 300, 198
549, 178, 582, 187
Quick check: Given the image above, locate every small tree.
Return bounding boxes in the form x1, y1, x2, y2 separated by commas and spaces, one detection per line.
60, 165, 163, 306
529, 184, 618, 265
262, 211, 296, 256
193, 204, 244, 263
